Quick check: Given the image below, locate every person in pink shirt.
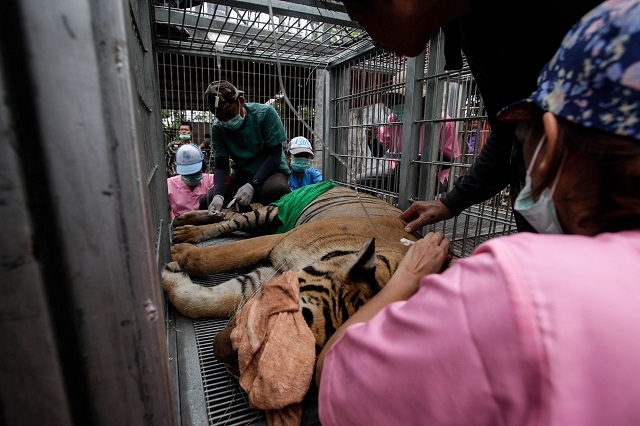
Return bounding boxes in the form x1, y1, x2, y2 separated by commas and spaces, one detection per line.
377, 113, 403, 154
167, 143, 214, 220
378, 113, 460, 193
316, 2, 640, 425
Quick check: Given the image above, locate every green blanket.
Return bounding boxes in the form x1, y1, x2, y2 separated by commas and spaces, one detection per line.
271, 181, 338, 233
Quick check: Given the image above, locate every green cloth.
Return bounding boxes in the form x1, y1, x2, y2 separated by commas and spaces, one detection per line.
271, 181, 338, 233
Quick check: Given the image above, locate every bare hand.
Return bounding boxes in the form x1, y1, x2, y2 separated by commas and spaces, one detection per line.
398, 232, 450, 277
388, 232, 451, 295
399, 200, 454, 233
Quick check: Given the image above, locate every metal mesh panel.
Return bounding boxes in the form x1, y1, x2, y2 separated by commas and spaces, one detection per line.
325, 33, 516, 257
157, 52, 318, 178
416, 33, 516, 256
154, 1, 371, 65
325, 49, 408, 205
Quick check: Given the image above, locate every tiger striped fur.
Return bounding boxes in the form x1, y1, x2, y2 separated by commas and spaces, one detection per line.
162, 186, 419, 352
171, 204, 281, 244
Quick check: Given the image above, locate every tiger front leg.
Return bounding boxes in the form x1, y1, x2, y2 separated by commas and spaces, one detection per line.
172, 210, 244, 244
171, 233, 285, 277
172, 210, 224, 227
171, 206, 279, 244
172, 223, 223, 244
171, 243, 231, 277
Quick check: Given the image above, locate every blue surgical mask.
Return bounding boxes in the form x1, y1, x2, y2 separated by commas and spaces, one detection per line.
514, 136, 565, 234
181, 172, 203, 186
220, 114, 244, 130
291, 157, 311, 172
178, 134, 191, 140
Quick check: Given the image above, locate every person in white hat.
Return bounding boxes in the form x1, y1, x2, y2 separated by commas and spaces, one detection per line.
167, 143, 214, 220
286, 136, 322, 191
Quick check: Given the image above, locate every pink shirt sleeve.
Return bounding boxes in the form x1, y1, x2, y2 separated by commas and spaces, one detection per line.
318, 251, 538, 426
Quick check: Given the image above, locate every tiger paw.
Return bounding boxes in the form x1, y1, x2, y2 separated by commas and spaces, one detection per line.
164, 261, 183, 273
172, 225, 207, 244
170, 243, 197, 267
161, 261, 188, 293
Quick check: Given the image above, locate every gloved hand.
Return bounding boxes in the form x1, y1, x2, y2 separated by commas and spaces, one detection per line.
234, 182, 255, 206
208, 195, 225, 216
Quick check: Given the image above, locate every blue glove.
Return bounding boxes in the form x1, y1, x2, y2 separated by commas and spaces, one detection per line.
208, 195, 225, 216
234, 183, 255, 206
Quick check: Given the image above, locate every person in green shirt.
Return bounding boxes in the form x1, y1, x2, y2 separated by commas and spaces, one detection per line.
200, 80, 291, 215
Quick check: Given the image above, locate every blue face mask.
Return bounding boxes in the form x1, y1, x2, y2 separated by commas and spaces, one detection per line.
181, 172, 203, 186
514, 136, 565, 234
178, 134, 191, 140
290, 157, 311, 172
220, 114, 244, 130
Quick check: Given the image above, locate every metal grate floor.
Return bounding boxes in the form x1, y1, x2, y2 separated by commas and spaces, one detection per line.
167, 232, 267, 426
170, 232, 320, 426
192, 274, 267, 426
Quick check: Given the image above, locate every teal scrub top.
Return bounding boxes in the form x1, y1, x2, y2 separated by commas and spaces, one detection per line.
211, 102, 290, 176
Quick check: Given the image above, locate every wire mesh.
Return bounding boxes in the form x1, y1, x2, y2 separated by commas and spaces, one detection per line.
158, 52, 318, 178
326, 36, 517, 256
154, 1, 372, 65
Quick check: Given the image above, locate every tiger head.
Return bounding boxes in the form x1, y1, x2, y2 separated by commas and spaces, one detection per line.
213, 237, 404, 376
297, 237, 399, 350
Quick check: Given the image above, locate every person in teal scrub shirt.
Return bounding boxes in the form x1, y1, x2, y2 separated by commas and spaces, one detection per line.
200, 80, 291, 214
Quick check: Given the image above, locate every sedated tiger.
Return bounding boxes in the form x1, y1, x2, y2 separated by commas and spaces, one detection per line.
162, 184, 420, 359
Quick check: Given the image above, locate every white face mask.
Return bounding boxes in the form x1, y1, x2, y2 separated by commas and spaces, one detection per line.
514, 135, 565, 234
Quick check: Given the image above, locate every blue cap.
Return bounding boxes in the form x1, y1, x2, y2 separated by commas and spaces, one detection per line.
176, 143, 204, 175
498, 0, 640, 141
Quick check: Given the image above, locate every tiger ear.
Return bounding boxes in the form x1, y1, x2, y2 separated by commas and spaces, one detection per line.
347, 238, 377, 280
